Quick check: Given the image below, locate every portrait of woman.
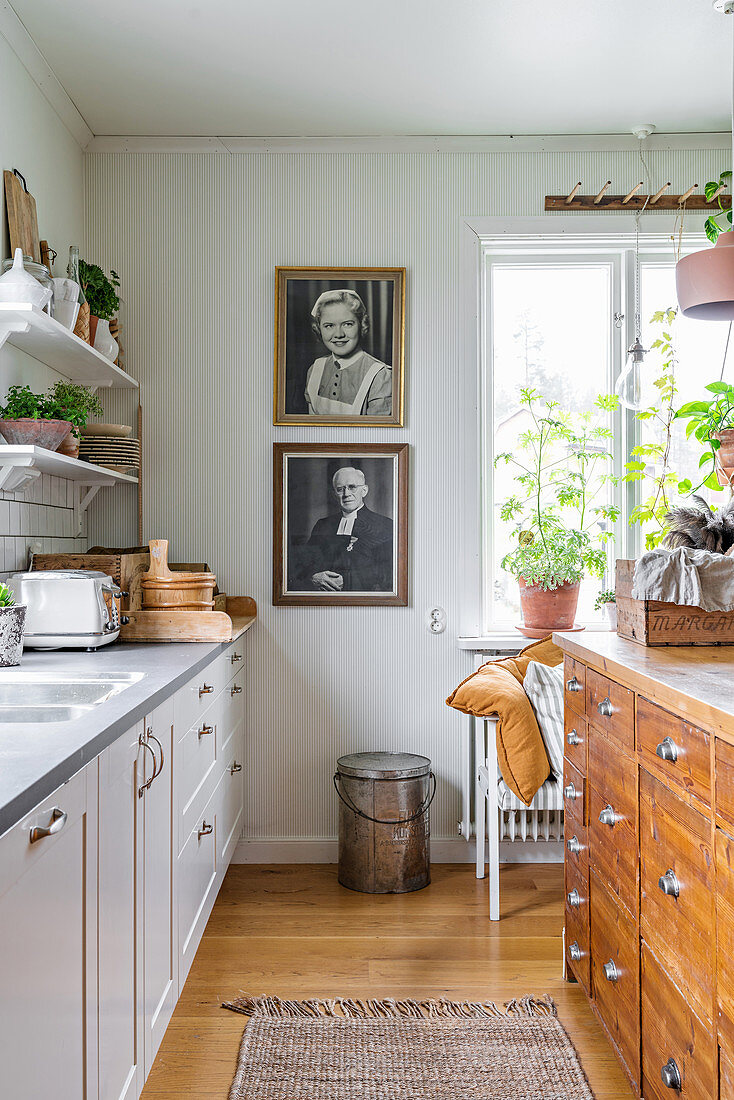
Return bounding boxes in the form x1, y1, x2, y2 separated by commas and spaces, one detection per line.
273, 267, 405, 426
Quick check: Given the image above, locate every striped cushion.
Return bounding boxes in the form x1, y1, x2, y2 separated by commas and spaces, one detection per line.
521, 660, 565, 780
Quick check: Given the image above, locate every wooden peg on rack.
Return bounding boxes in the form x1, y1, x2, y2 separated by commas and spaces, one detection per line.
709, 184, 727, 202
622, 182, 643, 205
565, 182, 582, 205
679, 184, 699, 204
594, 181, 612, 205
650, 182, 671, 205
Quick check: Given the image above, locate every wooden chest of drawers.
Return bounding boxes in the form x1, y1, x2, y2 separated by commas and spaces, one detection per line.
559, 637, 734, 1099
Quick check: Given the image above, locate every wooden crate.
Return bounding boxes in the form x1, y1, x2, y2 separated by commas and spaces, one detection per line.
32, 553, 149, 611
120, 596, 256, 642
616, 559, 734, 646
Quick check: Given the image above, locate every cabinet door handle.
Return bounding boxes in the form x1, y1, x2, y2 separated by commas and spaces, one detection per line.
199, 683, 214, 697
138, 738, 157, 798
564, 782, 579, 801
603, 960, 619, 983
567, 888, 581, 908
230, 761, 243, 775
655, 736, 678, 763
598, 805, 616, 827
661, 1059, 682, 1090
29, 807, 67, 844
567, 835, 581, 854
567, 729, 581, 746
569, 941, 581, 961
566, 676, 582, 693
658, 869, 680, 899
147, 728, 164, 780
198, 723, 214, 738
597, 697, 613, 717
230, 652, 243, 663
231, 684, 243, 696
198, 820, 213, 839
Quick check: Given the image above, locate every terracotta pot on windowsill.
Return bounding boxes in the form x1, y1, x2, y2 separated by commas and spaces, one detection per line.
516, 577, 581, 639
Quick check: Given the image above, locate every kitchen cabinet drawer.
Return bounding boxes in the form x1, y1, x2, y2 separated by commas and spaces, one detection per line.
564, 656, 586, 717
721, 1040, 734, 1100
638, 696, 710, 808
589, 870, 640, 1086
641, 943, 714, 1100
716, 738, 734, 833
220, 666, 245, 759
639, 770, 714, 1027
588, 726, 636, 827
563, 757, 586, 833
586, 668, 634, 751
716, 828, 734, 1045
178, 778, 220, 986
173, 649, 231, 733
565, 858, 590, 993
564, 709, 587, 776
219, 719, 245, 870
565, 820, 588, 881
589, 785, 638, 918
177, 694, 223, 854
224, 640, 246, 685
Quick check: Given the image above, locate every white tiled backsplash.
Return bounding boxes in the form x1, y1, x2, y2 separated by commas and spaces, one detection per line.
0, 474, 88, 577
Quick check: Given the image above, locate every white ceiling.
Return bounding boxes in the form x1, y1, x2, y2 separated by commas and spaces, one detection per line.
8, 0, 732, 138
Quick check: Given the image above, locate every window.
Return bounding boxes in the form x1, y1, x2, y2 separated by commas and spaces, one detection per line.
482, 231, 730, 632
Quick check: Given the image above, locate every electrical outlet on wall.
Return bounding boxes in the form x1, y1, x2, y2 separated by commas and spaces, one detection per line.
426, 607, 446, 634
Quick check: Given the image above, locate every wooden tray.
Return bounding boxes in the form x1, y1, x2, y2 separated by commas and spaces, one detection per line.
616, 559, 734, 646
120, 596, 256, 642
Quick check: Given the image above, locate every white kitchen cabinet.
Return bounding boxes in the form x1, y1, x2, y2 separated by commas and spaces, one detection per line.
98, 720, 144, 1100
0, 763, 97, 1100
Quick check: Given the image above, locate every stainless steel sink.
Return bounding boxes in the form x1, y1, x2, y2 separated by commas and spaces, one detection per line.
0, 672, 143, 723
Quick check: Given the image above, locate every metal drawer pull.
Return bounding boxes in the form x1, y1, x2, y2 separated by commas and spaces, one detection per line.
603, 960, 619, 983
138, 737, 157, 798
567, 889, 581, 908
598, 805, 616, 827
566, 676, 582, 693
231, 684, 243, 696
29, 807, 67, 843
198, 723, 214, 738
147, 728, 164, 780
567, 729, 581, 746
564, 782, 579, 801
567, 835, 581, 854
199, 683, 214, 697
230, 761, 243, 775
655, 736, 678, 763
198, 820, 213, 839
230, 652, 243, 663
597, 697, 613, 717
658, 869, 680, 899
661, 1059, 682, 1090
569, 941, 581, 961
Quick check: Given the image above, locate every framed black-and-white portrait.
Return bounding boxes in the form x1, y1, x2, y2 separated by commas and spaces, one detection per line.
273, 267, 405, 426
273, 443, 409, 606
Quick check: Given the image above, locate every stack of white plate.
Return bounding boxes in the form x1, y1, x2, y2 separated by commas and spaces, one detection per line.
79, 425, 140, 475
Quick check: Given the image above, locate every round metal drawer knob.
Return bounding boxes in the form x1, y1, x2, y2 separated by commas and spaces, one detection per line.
569, 941, 581, 961
598, 805, 616, 827
661, 1058, 682, 1090
567, 729, 581, 746
567, 835, 581, 854
567, 889, 581, 908
564, 783, 578, 800
566, 676, 582, 693
597, 697, 613, 717
656, 736, 678, 763
658, 869, 680, 898
603, 959, 619, 983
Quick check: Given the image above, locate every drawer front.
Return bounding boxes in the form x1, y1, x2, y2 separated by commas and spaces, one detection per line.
565, 821, 589, 880
589, 869, 640, 1085
588, 726, 637, 827
564, 656, 586, 717
563, 757, 586, 834
586, 668, 634, 750
220, 666, 245, 759
218, 720, 245, 869
589, 785, 638, 917
173, 649, 230, 733
177, 693, 224, 854
716, 828, 734, 1045
564, 710, 587, 776
640, 771, 714, 1027
716, 739, 734, 834
223, 639, 246, 685
565, 859, 590, 993
178, 778, 220, 983
641, 943, 715, 1100
638, 696, 711, 808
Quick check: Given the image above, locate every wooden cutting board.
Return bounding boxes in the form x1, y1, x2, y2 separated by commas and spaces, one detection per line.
3, 170, 41, 262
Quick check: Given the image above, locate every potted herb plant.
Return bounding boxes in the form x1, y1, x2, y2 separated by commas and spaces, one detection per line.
0, 581, 25, 666
594, 590, 617, 631
78, 260, 120, 350
47, 381, 104, 458
674, 380, 734, 492
0, 385, 71, 451
496, 389, 619, 636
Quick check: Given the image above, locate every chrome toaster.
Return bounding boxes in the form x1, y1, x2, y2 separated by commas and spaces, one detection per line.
8, 570, 126, 650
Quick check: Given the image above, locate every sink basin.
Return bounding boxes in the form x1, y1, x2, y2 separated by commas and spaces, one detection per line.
0, 672, 144, 723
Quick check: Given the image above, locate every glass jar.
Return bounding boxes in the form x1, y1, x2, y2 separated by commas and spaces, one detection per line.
1, 255, 55, 316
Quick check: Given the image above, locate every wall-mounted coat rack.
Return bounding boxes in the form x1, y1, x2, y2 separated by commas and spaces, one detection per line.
545, 182, 731, 212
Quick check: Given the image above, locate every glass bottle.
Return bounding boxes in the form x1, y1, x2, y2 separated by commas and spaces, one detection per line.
67, 245, 86, 305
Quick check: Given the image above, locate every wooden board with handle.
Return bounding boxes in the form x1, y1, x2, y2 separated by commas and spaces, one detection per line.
120, 596, 257, 643
3, 170, 41, 262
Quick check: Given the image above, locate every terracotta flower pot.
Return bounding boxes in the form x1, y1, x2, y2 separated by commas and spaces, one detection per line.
89, 314, 99, 346
0, 417, 72, 451
518, 578, 580, 636
714, 429, 734, 468
57, 429, 80, 458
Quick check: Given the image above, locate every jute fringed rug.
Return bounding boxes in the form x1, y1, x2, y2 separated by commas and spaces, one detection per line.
222, 995, 595, 1099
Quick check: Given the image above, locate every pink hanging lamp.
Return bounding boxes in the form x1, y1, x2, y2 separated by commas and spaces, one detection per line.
676, 0, 734, 319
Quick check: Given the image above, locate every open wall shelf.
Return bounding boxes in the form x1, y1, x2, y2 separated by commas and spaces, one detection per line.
0, 303, 138, 389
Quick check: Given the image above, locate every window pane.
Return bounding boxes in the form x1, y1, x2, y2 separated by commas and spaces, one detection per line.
489, 263, 614, 627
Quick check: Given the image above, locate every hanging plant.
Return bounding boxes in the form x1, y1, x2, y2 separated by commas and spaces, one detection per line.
704, 170, 733, 242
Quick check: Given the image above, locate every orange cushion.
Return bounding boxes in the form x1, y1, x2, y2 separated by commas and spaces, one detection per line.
445, 636, 563, 804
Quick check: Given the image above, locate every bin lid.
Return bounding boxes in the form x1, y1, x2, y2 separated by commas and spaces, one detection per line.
336, 752, 431, 779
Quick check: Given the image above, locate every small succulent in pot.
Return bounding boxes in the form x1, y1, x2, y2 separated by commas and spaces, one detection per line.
663, 495, 734, 554
0, 582, 25, 667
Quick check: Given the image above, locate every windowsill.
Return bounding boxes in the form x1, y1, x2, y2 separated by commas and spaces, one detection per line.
458, 626, 615, 652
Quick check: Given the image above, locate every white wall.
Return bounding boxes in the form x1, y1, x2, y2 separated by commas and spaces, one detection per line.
85, 143, 723, 855
0, 31, 90, 574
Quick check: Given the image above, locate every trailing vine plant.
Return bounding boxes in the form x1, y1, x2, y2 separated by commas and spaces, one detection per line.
704, 170, 733, 243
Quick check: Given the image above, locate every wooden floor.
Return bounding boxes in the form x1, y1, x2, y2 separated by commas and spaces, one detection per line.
141, 863, 633, 1099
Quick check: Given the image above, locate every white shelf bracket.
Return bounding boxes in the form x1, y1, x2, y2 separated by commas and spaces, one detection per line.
0, 465, 41, 493
75, 484, 103, 535
0, 318, 31, 353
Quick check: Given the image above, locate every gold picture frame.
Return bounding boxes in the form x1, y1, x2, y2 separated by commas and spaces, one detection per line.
273, 266, 405, 427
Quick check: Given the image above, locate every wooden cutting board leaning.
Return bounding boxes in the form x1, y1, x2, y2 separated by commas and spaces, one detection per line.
3, 169, 41, 263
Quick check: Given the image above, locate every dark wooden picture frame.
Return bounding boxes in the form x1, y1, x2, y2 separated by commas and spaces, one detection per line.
273, 267, 405, 427
273, 443, 409, 606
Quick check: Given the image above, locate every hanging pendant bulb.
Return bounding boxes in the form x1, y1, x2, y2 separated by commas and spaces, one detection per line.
616, 337, 647, 409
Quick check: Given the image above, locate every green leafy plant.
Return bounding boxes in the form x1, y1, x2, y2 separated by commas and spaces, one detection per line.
46, 381, 104, 437
79, 260, 120, 320
496, 389, 620, 590
594, 590, 616, 611
704, 170, 733, 243
0, 582, 15, 608
674, 380, 734, 493
0, 385, 53, 421
623, 308, 692, 549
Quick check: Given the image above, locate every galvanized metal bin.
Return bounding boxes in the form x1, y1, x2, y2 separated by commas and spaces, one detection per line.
334, 752, 435, 894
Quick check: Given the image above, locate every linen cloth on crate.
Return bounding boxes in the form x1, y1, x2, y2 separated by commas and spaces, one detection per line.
632, 546, 734, 612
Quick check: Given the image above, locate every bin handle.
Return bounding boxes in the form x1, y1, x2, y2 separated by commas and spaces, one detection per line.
333, 771, 436, 826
